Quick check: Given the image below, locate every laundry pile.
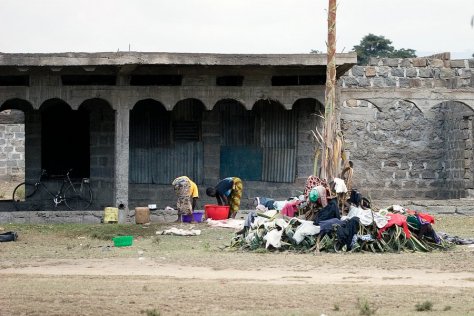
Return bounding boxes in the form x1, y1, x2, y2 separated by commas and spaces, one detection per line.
228, 205, 452, 253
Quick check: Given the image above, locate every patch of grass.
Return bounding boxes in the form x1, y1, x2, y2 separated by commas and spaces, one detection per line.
4, 223, 166, 240
357, 297, 377, 316
415, 301, 433, 312
443, 306, 451, 311
140, 309, 160, 316
152, 236, 160, 244
202, 241, 210, 251
333, 303, 340, 311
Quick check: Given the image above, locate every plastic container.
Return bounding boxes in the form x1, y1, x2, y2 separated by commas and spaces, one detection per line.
182, 212, 204, 223
135, 207, 150, 224
103, 207, 118, 223
205, 204, 230, 220
113, 235, 133, 247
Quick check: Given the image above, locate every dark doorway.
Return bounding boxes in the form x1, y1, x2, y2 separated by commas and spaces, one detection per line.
41, 100, 90, 178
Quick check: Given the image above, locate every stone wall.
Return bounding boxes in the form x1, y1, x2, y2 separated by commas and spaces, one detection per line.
340, 57, 474, 200
340, 57, 473, 89
0, 110, 25, 181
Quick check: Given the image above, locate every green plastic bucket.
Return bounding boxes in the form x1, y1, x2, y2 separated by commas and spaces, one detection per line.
113, 235, 133, 247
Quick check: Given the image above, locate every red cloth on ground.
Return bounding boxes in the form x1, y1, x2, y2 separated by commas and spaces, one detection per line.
281, 200, 300, 217
377, 213, 411, 239
406, 209, 435, 224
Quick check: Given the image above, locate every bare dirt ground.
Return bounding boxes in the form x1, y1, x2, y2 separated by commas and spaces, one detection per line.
0, 215, 473, 316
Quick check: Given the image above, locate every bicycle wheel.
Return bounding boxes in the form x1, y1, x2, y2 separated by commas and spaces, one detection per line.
64, 182, 92, 210
12, 182, 38, 211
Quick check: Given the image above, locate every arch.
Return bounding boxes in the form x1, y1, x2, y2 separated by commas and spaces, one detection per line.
0, 98, 34, 112
172, 98, 206, 121
213, 98, 247, 111
172, 98, 207, 112
342, 98, 382, 112
399, 99, 423, 114
251, 98, 286, 111
292, 98, 325, 116
39, 98, 72, 112
78, 98, 114, 112
132, 98, 167, 112
429, 100, 474, 119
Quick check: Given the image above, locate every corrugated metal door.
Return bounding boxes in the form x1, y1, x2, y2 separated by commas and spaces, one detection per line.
260, 105, 297, 183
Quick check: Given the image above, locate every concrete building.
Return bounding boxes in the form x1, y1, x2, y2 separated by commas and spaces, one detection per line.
0, 52, 356, 212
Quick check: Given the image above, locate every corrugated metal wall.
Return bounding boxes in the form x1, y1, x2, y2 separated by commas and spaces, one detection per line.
129, 100, 203, 184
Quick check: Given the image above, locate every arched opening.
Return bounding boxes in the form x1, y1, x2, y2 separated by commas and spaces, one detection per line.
172, 98, 205, 142
293, 98, 325, 178
0, 99, 31, 200
40, 98, 90, 178
430, 101, 474, 198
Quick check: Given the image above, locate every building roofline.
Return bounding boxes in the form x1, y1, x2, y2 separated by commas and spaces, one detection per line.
0, 52, 357, 67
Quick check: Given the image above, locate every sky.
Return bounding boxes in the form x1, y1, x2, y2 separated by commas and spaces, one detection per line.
1, 0, 473, 58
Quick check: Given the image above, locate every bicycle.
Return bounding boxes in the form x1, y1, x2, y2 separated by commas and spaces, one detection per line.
12, 169, 93, 211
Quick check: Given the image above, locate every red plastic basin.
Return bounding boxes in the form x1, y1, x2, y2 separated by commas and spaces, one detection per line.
205, 204, 229, 220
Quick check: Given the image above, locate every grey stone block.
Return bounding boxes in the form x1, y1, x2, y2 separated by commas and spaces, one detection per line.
351, 66, 365, 76
450, 60, 466, 68
406, 68, 417, 78
391, 68, 404, 77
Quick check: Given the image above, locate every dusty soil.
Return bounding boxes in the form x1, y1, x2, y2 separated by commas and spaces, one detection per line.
0, 215, 473, 316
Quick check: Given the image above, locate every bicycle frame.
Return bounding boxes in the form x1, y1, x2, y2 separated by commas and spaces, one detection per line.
34, 169, 75, 207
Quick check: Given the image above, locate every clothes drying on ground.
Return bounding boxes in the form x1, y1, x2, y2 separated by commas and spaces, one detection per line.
346, 205, 389, 228
254, 197, 275, 210
336, 217, 360, 250
406, 215, 440, 243
318, 218, 345, 235
377, 213, 411, 239
406, 209, 435, 224
293, 220, 320, 244
264, 228, 283, 249
156, 227, 201, 236
281, 200, 301, 217
437, 232, 474, 245
273, 197, 299, 212
313, 198, 340, 225
333, 177, 348, 193
206, 218, 244, 229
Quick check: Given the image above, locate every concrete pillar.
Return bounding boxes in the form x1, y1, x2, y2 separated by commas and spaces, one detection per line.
114, 106, 129, 222
25, 110, 41, 182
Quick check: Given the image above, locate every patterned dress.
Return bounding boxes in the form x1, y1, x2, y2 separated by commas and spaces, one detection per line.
172, 177, 192, 215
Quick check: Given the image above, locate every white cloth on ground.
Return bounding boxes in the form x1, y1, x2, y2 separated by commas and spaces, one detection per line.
346, 205, 389, 228
156, 227, 201, 236
334, 178, 348, 193
206, 218, 244, 229
293, 220, 321, 244
264, 229, 283, 249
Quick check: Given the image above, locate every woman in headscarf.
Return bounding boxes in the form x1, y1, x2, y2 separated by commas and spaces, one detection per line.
206, 177, 243, 218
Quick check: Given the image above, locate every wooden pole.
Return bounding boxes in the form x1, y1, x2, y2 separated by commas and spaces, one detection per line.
321, 0, 337, 180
